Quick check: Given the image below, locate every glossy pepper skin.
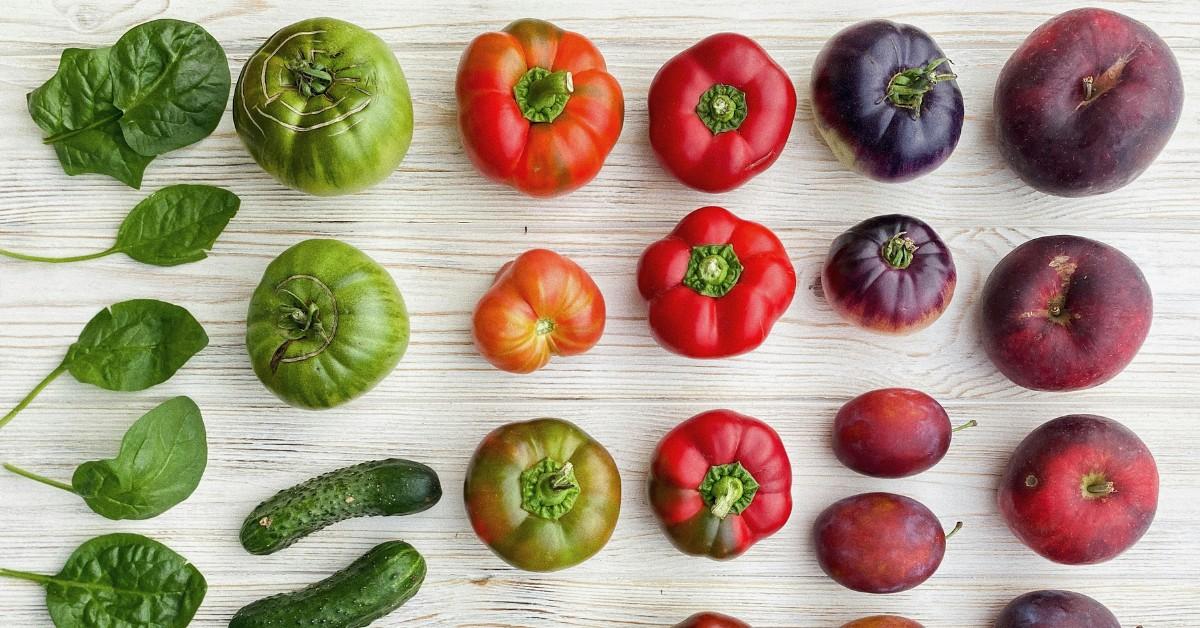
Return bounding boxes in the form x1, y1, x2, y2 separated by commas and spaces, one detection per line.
456, 19, 624, 197
638, 206, 796, 358
649, 410, 792, 560
674, 612, 751, 628
648, 33, 796, 192
812, 20, 963, 181
464, 418, 621, 572
822, 214, 955, 334
472, 249, 606, 374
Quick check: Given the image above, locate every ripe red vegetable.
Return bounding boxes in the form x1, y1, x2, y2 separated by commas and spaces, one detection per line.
638, 206, 796, 358
648, 33, 796, 192
823, 214, 955, 334
833, 388, 974, 478
814, 492, 958, 594
649, 410, 792, 560
999, 414, 1158, 565
456, 19, 624, 197
674, 612, 750, 628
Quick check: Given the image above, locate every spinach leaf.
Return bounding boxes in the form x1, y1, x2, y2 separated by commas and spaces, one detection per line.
0, 300, 208, 431
0, 532, 207, 628
3, 396, 207, 520
26, 19, 230, 187
111, 20, 231, 156
0, 184, 240, 265
27, 47, 153, 188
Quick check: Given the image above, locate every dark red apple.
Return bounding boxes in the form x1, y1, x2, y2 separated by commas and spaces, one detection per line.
999, 414, 1158, 565
842, 616, 924, 628
833, 388, 974, 478
673, 612, 749, 628
995, 8, 1183, 196
981, 235, 1151, 391
813, 492, 959, 593
995, 590, 1120, 628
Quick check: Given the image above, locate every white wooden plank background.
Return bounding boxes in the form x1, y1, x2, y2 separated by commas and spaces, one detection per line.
1, 0, 1198, 626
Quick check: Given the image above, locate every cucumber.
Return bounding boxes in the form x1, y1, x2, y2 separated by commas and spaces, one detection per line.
240, 458, 441, 555
229, 540, 425, 628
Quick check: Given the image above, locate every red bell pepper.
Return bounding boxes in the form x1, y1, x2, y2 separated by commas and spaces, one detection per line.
649, 409, 792, 560
648, 33, 796, 193
637, 206, 796, 358
456, 19, 624, 197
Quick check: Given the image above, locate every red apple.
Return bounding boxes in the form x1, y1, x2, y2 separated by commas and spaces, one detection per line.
813, 492, 958, 594
833, 388, 974, 478
999, 414, 1158, 565
995, 590, 1120, 628
995, 8, 1183, 196
981, 235, 1151, 391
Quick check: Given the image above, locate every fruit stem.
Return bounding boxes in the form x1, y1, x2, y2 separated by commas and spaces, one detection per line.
698, 462, 760, 520
0, 363, 67, 431
881, 232, 918, 269
1079, 54, 1130, 108
0, 246, 117, 263
514, 68, 574, 123
1086, 481, 1115, 497
2, 463, 75, 493
952, 419, 978, 433
883, 57, 956, 119
683, 244, 744, 297
944, 521, 964, 540
696, 84, 749, 134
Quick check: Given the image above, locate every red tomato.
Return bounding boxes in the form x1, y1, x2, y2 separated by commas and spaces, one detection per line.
472, 249, 605, 373
649, 33, 796, 192
457, 19, 624, 197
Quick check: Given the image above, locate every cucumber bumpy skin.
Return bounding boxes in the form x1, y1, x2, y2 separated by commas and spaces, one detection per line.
229, 540, 426, 628
240, 458, 441, 555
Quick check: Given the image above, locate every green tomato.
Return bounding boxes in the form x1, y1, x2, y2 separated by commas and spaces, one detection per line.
246, 239, 408, 409
233, 18, 413, 196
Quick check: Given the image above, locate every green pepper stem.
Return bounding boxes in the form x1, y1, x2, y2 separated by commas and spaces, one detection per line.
683, 244, 744, 297
698, 462, 760, 520
0, 246, 117, 263
514, 68, 574, 123
2, 463, 75, 494
0, 363, 67, 431
520, 457, 581, 520
696, 84, 749, 134
884, 57, 956, 119
709, 476, 743, 519
881, 232, 918, 270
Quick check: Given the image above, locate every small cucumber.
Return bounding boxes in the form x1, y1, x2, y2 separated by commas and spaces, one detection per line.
229, 540, 425, 628
240, 458, 441, 555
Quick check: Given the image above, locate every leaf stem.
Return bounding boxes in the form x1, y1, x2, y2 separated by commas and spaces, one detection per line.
0, 567, 53, 585
0, 246, 117, 264
0, 362, 68, 430
3, 463, 76, 494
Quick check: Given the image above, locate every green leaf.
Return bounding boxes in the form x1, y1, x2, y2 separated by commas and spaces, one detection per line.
111, 19, 231, 156
0, 533, 207, 628
115, 184, 240, 266
65, 299, 209, 391
26, 47, 152, 188
72, 396, 207, 520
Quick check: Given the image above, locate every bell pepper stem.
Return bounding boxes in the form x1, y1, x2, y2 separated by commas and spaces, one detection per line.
520, 457, 581, 520
683, 244, 744, 297
881, 232, 918, 269
514, 68, 574, 123
883, 57, 956, 119
698, 462, 760, 520
696, 84, 748, 134
710, 476, 743, 519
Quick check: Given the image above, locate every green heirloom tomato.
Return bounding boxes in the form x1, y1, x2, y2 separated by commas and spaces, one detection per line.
246, 239, 408, 409
464, 418, 621, 572
234, 18, 413, 195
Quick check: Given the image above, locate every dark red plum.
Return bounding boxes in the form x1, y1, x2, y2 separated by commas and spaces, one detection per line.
814, 492, 958, 594
995, 590, 1120, 628
834, 388, 973, 478
981, 235, 1151, 391
813, 20, 963, 182
823, 215, 955, 334
995, 8, 1183, 196
999, 415, 1158, 565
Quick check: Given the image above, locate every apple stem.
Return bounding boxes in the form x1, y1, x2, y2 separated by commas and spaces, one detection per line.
1079, 54, 1130, 108
952, 419, 978, 433
944, 521, 964, 541
1086, 480, 1115, 497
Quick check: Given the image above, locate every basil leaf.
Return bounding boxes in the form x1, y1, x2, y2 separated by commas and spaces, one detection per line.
26, 47, 152, 188
73, 396, 207, 519
0, 533, 207, 628
111, 20, 231, 156
0, 300, 208, 432
65, 299, 209, 391
115, 184, 240, 266
0, 184, 240, 266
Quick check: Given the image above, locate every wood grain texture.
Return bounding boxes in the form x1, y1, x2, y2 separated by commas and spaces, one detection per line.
1, 0, 1198, 626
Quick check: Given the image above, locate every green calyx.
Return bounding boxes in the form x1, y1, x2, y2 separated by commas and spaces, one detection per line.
683, 244, 743, 298
287, 57, 335, 97
696, 84, 748, 134
884, 57, 956, 119
520, 457, 580, 520
270, 276, 338, 373
881, 232, 918, 270
699, 462, 759, 519
514, 67, 574, 123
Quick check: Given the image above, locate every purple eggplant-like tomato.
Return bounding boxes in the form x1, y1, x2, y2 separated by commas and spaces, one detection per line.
812, 20, 964, 182
823, 215, 956, 334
